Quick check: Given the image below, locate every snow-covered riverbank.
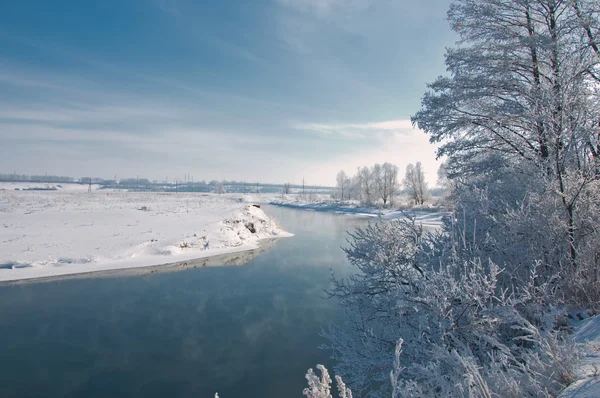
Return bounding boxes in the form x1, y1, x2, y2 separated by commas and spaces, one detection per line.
0, 190, 291, 282
270, 197, 446, 227
560, 315, 600, 398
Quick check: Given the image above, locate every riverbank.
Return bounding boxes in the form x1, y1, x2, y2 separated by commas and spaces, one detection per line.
0, 191, 292, 282
560, 315, 600, 398
269, 197, 446, 227
0, 239, 281, 286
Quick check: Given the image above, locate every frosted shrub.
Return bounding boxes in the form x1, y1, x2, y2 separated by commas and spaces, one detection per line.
322, 216, 580, 397
303, 365, 353, 398
451, 169, 600, 308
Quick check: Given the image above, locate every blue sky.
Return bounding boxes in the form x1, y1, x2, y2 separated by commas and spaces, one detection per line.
0, 0, 455, 186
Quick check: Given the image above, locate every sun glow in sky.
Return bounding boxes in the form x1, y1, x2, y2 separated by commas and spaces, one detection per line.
0, 0, 456, 186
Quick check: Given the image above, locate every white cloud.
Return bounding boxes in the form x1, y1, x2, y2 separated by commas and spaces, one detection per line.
0, 105, 179, 124
155, 0, 182, 17
276, 0, 338, 18
273, 0, 381, 54
275, 0, 372, 18
296, 119, 413, 131
292, 119, 414, 139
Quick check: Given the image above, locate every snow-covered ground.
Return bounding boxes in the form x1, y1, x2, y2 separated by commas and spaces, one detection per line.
269, 196, 446, 227
0, 190, 291, 282
0, 181, 103, 192
560, 315, 600, 398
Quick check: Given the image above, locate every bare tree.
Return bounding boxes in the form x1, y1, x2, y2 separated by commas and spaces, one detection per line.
336, 171, 350, 201
283, 182, 292, 195
347, 175, 360, 201
437, 162, 450, 190
337, 164, 400, 205
403, 162, 429, 205
356, 166, 372, 205
215, 181, 225, 194
381, 162, 399, 206
371, 163, 383, 204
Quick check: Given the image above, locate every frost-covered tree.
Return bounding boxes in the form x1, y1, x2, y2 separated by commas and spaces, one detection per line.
403, 162, 429, 205
336, 171, 351, 201
347, 175, 360, 201
337, 164, 400, 206
436, 162, 449, 190
413, 0, 600, 176
283, 182, 291, 195
357, 166, 373, 205
214, 181, 225, 194
381, 163, 399, 206
412, 0, 600, 304
371, 164, 384, 205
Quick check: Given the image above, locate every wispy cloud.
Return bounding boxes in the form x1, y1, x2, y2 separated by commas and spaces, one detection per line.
155, 0, 182, 17
0, 0, 452, 185
272, 0, 395, 105
273, 0, 376, 53
298, 122, 442, 185
152, 1, 266, 65
0, 68, 62, 90
0, 52, 324, 117
293, 119, 414, 139
275, 0, 373, 19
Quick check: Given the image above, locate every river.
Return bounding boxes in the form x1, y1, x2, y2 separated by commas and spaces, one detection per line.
0, 205, 370, 398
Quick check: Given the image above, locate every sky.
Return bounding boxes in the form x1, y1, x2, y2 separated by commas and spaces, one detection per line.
0, 0, 456, 186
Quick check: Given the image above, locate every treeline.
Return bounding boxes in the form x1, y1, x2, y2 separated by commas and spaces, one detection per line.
0, 173, 76, 183
0, 173, 332, 194
335, 162, 430, 206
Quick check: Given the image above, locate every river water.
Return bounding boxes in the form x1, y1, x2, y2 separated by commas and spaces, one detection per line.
0, 205, 370, 398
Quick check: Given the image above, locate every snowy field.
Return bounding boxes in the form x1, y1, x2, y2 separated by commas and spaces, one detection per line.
0, 181, 103, 192
270, 196, 446, 227
0, 189, 291, 282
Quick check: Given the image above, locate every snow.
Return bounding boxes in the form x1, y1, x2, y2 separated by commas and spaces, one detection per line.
0, 190, 292, 282
270, 197, 446, 227
560, 316, 600, 398
0, 181, 102, 192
